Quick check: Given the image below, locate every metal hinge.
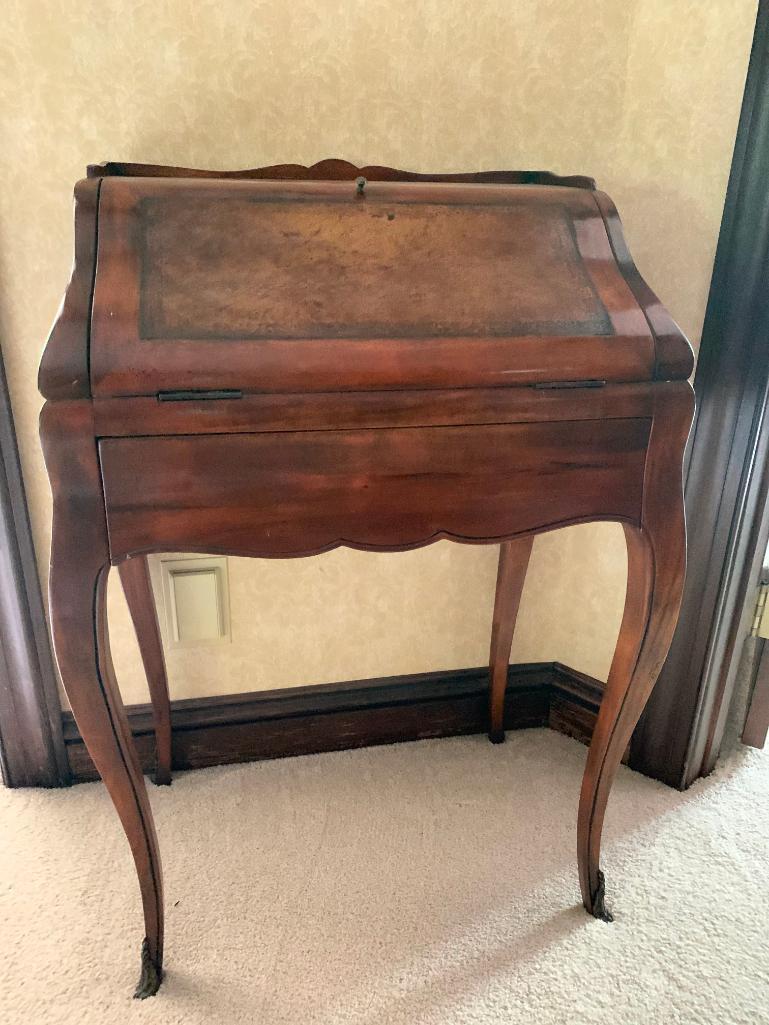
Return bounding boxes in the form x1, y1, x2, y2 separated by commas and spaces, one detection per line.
751, 582, 769, 639
533, 379, 606, 390
157, 389, 243, 402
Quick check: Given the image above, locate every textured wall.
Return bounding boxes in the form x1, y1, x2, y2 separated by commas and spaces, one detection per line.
1, 0, 757, 705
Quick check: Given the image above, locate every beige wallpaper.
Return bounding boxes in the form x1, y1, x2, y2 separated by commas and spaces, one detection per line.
1, 0, 757, 706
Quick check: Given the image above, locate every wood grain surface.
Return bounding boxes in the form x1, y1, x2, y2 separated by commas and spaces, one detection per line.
39, 160, 695, 996
99, 418, 649, 561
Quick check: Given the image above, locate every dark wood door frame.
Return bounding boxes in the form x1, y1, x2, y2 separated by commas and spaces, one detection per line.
0, 342, 69, 786
631, 0, 769, 788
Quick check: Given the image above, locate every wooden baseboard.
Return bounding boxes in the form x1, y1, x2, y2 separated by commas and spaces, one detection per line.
62, 661, 603, 784
549, 663, 604, 745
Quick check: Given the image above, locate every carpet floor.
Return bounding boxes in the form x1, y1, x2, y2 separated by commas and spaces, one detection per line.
2, 728, 768, 1024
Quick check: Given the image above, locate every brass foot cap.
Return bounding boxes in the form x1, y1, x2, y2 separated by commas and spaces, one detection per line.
589, 870, 614, 923
134, 938, 163, 999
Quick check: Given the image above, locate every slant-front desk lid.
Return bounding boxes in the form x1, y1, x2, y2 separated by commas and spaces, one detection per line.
43, 173, 694, 399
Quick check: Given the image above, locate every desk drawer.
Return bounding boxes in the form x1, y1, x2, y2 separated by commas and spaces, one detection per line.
99, 419, 650, 561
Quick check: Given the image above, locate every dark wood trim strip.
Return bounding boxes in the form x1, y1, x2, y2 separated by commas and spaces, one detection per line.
63, 662, 604, 784
551, 661, 605, 708
550, 662, 613, 755
632, 2, 769, 788
0, 346, 69, 786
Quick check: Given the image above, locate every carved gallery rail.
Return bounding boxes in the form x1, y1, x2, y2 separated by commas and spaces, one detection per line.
39, 159, 694, 999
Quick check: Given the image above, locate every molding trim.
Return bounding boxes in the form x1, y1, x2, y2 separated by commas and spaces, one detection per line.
0, 346, 69, 786
63, 661, 603, 784
86, 158, 597, 191
633, 1, 769, 787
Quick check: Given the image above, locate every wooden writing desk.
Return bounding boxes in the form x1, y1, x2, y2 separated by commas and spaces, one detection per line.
39, 160, 694, 997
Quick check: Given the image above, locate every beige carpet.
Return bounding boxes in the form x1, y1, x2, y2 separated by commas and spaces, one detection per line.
2, 728, 769, 1025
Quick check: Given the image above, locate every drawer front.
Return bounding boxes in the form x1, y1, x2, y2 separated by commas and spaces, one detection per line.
99, 419, 650, 561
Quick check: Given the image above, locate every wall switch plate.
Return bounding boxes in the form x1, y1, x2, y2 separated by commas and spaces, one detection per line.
157, 555, 231, 648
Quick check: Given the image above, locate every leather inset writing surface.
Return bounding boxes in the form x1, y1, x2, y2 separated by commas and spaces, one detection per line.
138, 195, 612, 341
86, 178, 665, 396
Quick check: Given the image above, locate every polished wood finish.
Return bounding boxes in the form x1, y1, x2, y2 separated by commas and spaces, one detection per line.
40, 402, 163, 998
579, 386, 692, 915
488, 540, 534, 742
40, 159, 693, 997
118, 557, 172, 786
99, 418, 649, 561
591, 191, 694, 383
84, 177, 666, 399
36, 178, 99, 401
92, 380, 668, 437
86, 157, 598, 190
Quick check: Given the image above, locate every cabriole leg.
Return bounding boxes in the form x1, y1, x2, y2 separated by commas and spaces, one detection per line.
577, 388, 690, 921
42, 402, 164, 998
488, 537, 534, 742
578, 389, 693, 922
119, 556, 172, 786
577, 525, 653, 920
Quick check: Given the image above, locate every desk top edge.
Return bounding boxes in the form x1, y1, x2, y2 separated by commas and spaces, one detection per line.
86, 158, 598, 191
